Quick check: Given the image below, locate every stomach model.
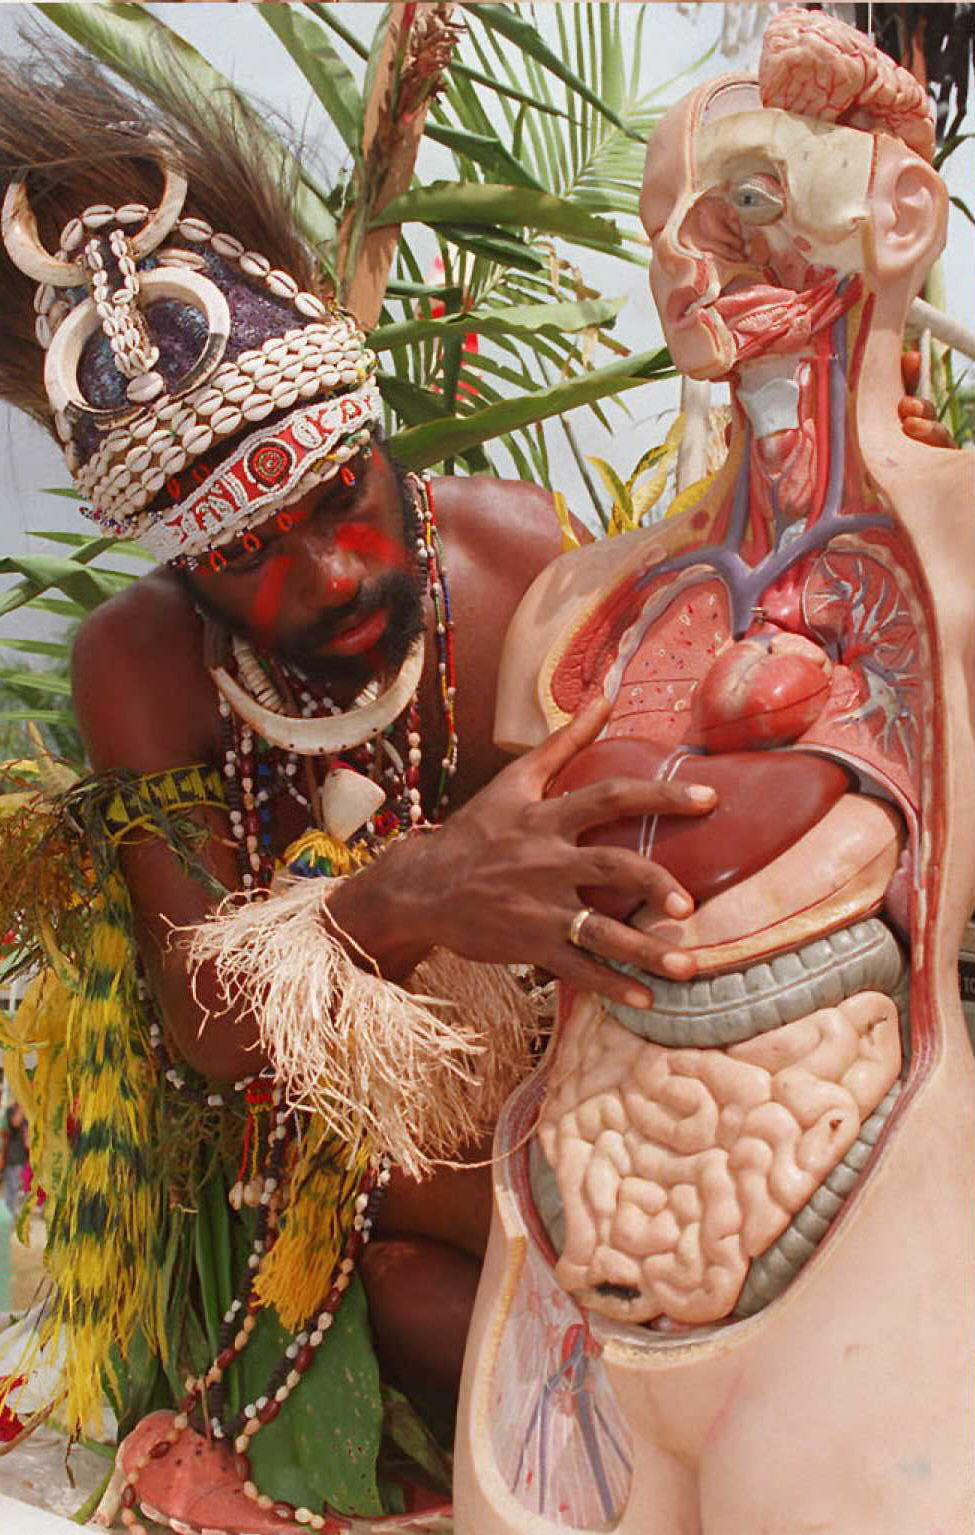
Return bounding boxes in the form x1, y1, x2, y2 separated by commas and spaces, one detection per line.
532, 322, 932, 1331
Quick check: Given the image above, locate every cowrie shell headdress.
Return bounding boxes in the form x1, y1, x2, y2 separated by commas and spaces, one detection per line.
2, 162, 380, 562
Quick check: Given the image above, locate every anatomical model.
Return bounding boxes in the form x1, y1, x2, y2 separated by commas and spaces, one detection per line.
455, 10, 975, 1532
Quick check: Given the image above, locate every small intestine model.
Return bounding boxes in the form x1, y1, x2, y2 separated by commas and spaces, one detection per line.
455, 12, 975, 1534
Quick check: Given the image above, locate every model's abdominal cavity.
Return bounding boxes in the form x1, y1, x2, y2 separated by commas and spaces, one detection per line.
532, 776, 909, 1325
527, 11, 930, 1334
536, 981, 902, 1326
457, 12, 973, 1529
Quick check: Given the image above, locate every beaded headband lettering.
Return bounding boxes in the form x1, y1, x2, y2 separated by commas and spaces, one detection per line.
1, 158, 380, 563
130, 384, 379, 561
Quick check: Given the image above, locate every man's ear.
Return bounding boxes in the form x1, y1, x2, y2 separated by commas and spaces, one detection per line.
870, 140, 947, 281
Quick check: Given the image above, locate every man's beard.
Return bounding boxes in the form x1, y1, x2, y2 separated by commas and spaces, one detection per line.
282, 560, 425, 682
286, 459, 425, 681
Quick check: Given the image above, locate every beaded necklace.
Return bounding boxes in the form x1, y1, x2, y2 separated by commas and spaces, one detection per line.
125, 474, 457, 1533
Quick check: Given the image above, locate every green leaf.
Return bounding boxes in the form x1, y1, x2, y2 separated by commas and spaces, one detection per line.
436, 225, 544, 274
370, 295, 623, 352
381, 1385, 452, 1493
385, 279, 464, 303
935, 132, 975, 171
307, 2, 370, 62
260, 6, 363, 158
0, 709, 77, 727
376, 374, 451, 429
29, 527, 153, 562
391, 346, 674, 467
949, 194, 975, 229
29, 528, 91, 543
20, 597, 89, 620
449, 61, 580, 122
362, 3, 394, 130
0, 671, 72, 696
71, 1471, 113, 1526
0, 556, 134, 619
424, 124, 544, 189
466, 3, 642, 141
370, 181, 621, 249
627, 441, 672, 486
244, 1276, 386, 1517
191, 1159, 234, 1360
0, 638, 71, 659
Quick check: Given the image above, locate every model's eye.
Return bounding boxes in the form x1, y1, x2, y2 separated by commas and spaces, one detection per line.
730, 177, 784, 224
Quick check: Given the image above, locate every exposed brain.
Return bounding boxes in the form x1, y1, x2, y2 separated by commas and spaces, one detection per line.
758, 6, 935, 161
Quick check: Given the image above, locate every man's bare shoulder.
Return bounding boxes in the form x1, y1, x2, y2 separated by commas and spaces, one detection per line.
430, 474, 565, 587
72, 567, 221, 773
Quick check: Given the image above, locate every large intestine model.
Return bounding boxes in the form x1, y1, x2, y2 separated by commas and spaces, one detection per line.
455, 12, 975, 1534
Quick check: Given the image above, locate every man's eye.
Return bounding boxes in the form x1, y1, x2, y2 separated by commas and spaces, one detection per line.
227, 547, 268, 573
730, 178, 784, 224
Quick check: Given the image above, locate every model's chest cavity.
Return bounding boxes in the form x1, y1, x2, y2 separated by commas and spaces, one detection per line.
590, 545, 925, 806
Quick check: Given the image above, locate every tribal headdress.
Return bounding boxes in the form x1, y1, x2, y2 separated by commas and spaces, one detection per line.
0, 39, 380, 568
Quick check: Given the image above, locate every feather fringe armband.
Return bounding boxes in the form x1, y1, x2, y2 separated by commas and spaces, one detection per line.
188, 877, 540, 1177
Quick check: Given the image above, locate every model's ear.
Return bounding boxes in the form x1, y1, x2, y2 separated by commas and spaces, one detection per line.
870, 140, 947, 281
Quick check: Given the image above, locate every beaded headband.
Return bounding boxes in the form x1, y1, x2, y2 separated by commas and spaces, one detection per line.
1, 162, 380, 563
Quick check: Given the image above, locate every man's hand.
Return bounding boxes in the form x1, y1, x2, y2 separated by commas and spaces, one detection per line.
342, 696, 716, 1009
899, 350, 957, 449
898, 394, 956, 449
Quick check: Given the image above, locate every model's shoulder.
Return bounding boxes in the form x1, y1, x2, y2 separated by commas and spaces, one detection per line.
495, 527, 658, 753
72, 568, 220, 772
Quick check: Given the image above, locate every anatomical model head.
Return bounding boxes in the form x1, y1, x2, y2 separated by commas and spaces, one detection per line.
642, 7, 945, 381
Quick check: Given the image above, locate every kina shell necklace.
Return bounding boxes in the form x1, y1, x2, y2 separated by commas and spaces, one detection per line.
212, 472, 458, 871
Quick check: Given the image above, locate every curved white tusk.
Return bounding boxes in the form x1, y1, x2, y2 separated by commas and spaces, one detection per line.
209, 638, 426, 756
320, 767, 387, 841
1, 176, 85, 285
2, 161, 188, 287
45, 266, 231, 422
131, 165, 188, 260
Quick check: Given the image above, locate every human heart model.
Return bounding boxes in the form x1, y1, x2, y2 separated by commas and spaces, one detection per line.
455, 11, 975, 1533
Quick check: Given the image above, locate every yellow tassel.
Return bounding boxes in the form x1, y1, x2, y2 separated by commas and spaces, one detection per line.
281, 828, 372, 879
31, 876, 162, 1436
256, 1122, 370, 1332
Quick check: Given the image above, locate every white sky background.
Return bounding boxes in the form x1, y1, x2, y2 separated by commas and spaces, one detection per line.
0, 2, 971, 643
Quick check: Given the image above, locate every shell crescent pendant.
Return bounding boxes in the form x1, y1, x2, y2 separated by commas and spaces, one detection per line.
209, 637, 425, 756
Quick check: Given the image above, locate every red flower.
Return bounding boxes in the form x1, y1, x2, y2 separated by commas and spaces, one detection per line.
0, 1377, 26, 1443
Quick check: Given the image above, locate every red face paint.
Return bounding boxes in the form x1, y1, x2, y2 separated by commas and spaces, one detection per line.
333, 522, 406, 568
249, 552, 295, 645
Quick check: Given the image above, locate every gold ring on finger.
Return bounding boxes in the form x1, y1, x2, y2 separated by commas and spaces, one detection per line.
568, 905, 594, 949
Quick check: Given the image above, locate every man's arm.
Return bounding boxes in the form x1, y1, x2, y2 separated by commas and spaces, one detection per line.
73, 575, 266, 1082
